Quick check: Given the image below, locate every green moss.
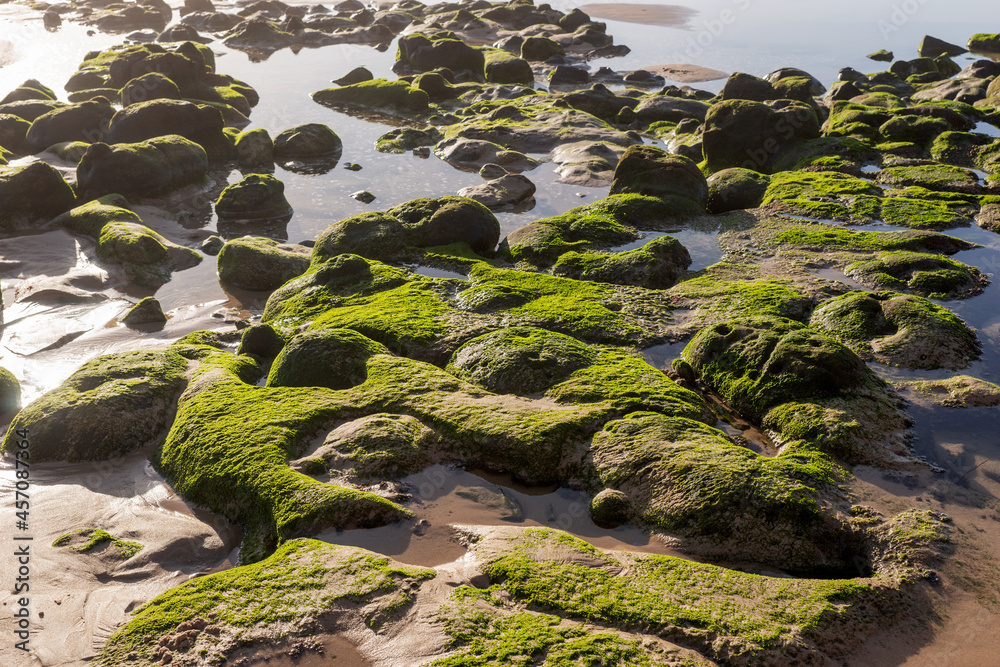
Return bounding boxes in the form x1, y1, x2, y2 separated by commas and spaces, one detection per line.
312, 78, 430, 114
552, 235, 692, 290
846, 251, 986, 299
0, 350, 188, 461
762, 170, 881, 204
54, 195, 139, 238
481, 47, 534, 85
876, 163, 981, 193
96, 220, 201, 287
668, 274, 814, 323
53, 528, 142, 559
99, 539, 435, 665
478, 528, 876, 662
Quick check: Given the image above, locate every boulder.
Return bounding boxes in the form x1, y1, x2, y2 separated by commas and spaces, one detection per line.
267, 328, 388, 389
706, 168, 770, 213
720, 72, 776, 102
390, 195, 501, 253
121, 72, 181, 106
215, 174, 293, 223
608, 145, 708, 212
633, 96, 710, 125
77, 136, 208, 199
918, 35, 967, 58
233, 127, 274, 166
552, 235, 692, 290
520, 35, 564, 61
217, 236, 310, 290
397, 33, 485, 74
0, 114, 31, 154
103, 99, 228, 157
0, 367, 21, 419
457, 173, 536, 209
273, 123, 343, 160
122, 296, 168, 326
333, 66, 374, 86
1, 79, 56, 104
25, 99, 116, 152
0, 162, 76, 230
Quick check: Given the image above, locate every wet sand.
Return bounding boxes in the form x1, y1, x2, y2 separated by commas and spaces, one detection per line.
580, 3, 698, 28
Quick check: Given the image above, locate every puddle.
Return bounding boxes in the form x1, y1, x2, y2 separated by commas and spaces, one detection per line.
318, 464, 688, 567
405, 265, 469, 281
640, 340, 687, 370
974, 121, 1000, 139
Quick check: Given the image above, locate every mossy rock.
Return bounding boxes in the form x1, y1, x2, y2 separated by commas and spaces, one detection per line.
902, 375, 1000, 408
76, 135, 209, 200
233, 127, 273, 166
501, 193, 675, 267
0, 113, 31, 154
215, 173, 292, 223
845, 251, 986, 299
312, 78, 430, 114
520, 35, 564, 61
0, 350, 188, 461
273, 122, 342, 160
1, 78, 57, 104
121, 72, 180, 106
237, 323, 286, 358
25, 98, 116, 153
97, 221, 202, 287
98, 539, 435, 666
447, 327, 597, 395
312, 211, 408, 262
217, 236, 309, 291
390, 195, 500, 255
706, 167, 770, 213
875, 163, 982, 194
375, 126, 442, 153
0, 366, 21, 418
608, 145, 708, 211
397, 32, 486, 74
0, 162, 76, 231
588, 488, 630, 526
811, 291, 980, 370
52, 528, 142, 560
295, 413, 437, 481
53, 195, 141, 238
122, 296, 167, 326
878, 115, 951, 145
682, 317, 911, 464
482, 47, 533, 85
267, 328, 390, 390
551, 235, 692, 290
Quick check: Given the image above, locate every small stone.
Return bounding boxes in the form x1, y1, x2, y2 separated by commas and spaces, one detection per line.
479, 163, 507, 180
412, 146, 430, 158
351, 190, 376, 203
200, 235, 224, 255
344, 162, 362, 171
122, 297, 167, 327
867, 49, 894, 62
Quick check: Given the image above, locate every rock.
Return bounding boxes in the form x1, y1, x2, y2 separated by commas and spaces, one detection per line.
0, 350, 188, 461
375, 127, 442, 153
633, 95, 709, 125
479, 163, 507, 180
103, 99, 228, 158
911, 78, 991, 104
295, 413, 436, 481
215, 174, 293, 223
77, 136, 208, 199
967, 33, 1000, 53
706, 168, 770, 213
608, 145, 708, 212
590, 488, 630, 526
51, 195, 140, 238
0, 162, 76, 231
447, 327, 596, 394
397, 33, 485, 75
1, 79, 57, 105
683, 316, 910, 464
267, 328, 389, 389
237, 323, 285, 358
903, 375, 1000, 408
548, 65, 590, 87
845, 252, 986, 300
458, 173, 536, 209
482, 49, 534, 86
520, 35, 564, 61
121, 72, 180, 106
720, 72, 776, 101
811, 291, 980, 370
918, 35, 967, 58
273, 123, 342, 161
434, 137, 538, 172
0, 367, 21, 419
312, 212, 406, 261
702, 99, 819, 173
312, 78, 429, 113
552, 235, 692, 290
217, 236, 310, 291
550, 140, 624, 187
122, 296, 168, 326
561, 84, 639, 124
25, 99, 115, 152
390, 195, 501, 254
867, 49, 894, 62
622, 69, 662, 86
97, 221, 202, 287
351, 190, 376, 203
233, 128, 274, 166
223, 19, 296, 51
0, 99, 66, 122
200, 235, 224, 255
0, 114, 31, 154
333, 66, 374, 86
157, 24, 212, 43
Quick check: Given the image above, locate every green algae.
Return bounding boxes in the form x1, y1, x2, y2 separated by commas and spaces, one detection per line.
53, 528, 142, 559
845, 251, 986, 299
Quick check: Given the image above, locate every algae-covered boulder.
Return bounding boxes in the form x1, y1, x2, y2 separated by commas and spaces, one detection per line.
608, 145, 708, 212
703, 99, 819, 173
52, 195, 140, 238
720, 71, 777, 102
389, 195, 501, 254
397, 32, 485, 75
120, 72, 180, 106
217, 236, 310, 291
0, 350, 188, 461
845, 251, 986, 299
520, 35, 564, 61
447, 327, 597, 395
589, 488, 631, 526
25, 98, 115, 152
237, 323, 285, 358
273, 122, 342, 161
683, 317, 910, 464
706, 167, 770, 213
215, 173, 293, 223
375, 127, 442, 153
103, 99, 228, 157
457, 173, 536, 209
0, 366, 21, 418
231, 127, 274, 167
312, 78, 430, 113
294, 413, 437, 481
121, 296, 167, 326
811, 291, 980, 370
552, 235, 692, 289
0, 113, 31, 154
902, 375, 1000, 408
0, 162, 76, 230
1, 78, 56, 104
76, 136, 208, 199
97, 221, 202, 286
312, 212, 407, 262
482, 47, 533, 85
267, 328, 390, 390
